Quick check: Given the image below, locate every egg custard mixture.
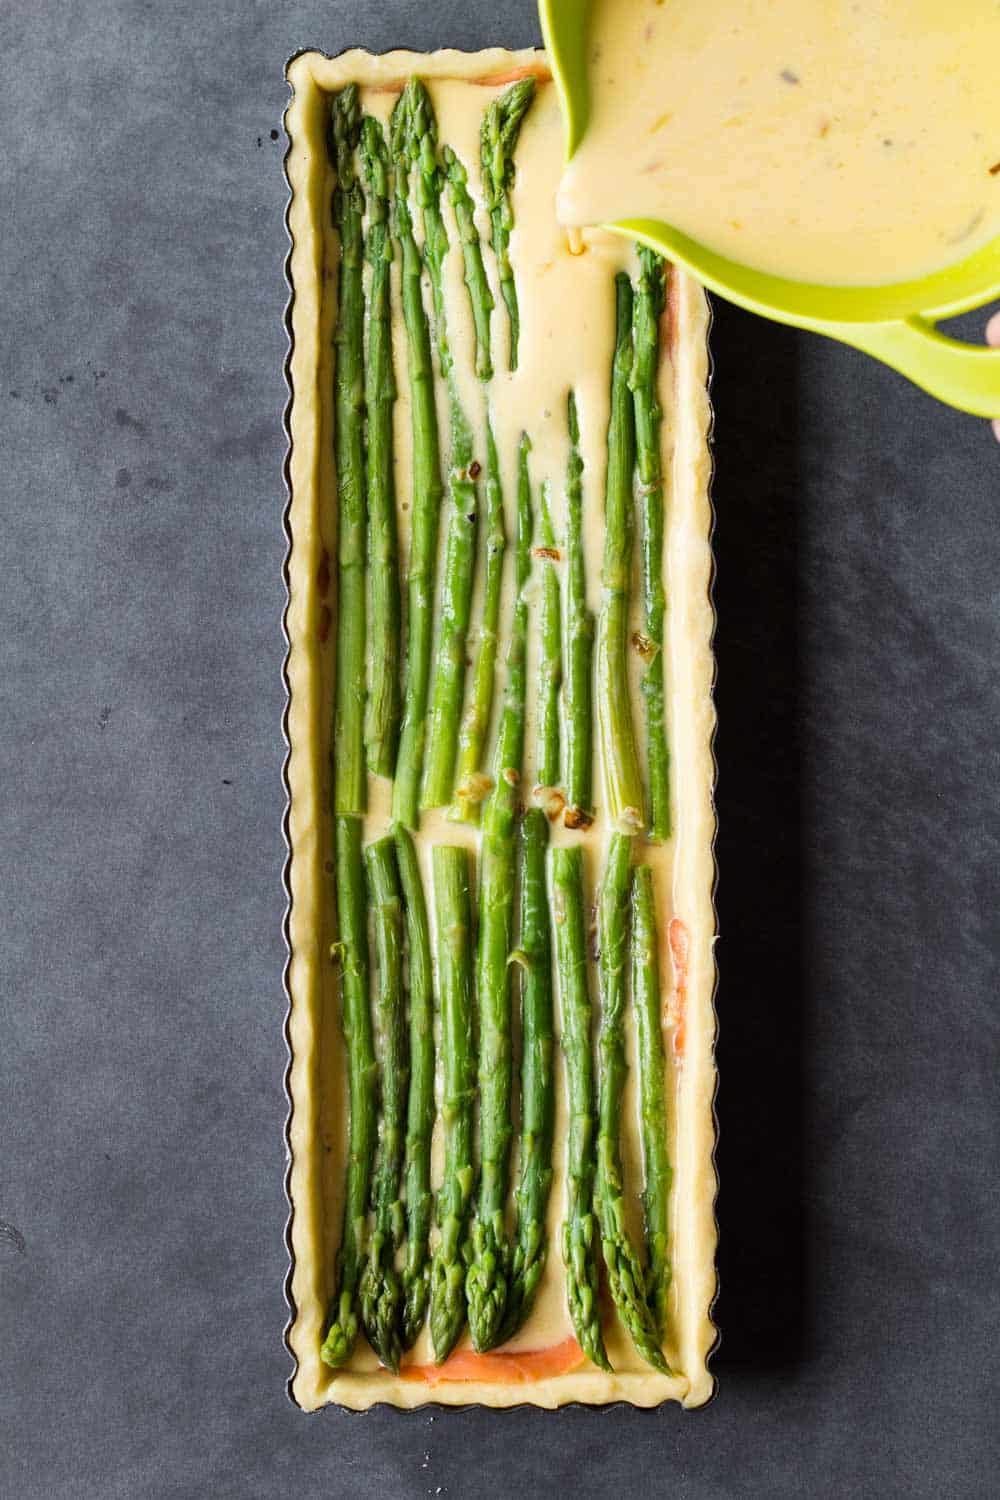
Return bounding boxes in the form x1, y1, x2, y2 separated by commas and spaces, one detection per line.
558, 0, 1000, 287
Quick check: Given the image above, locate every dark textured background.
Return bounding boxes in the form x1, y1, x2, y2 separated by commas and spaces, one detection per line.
1, 3, 997, 1496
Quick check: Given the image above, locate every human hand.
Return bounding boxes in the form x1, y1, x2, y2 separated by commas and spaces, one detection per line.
989, 311, 1000, 442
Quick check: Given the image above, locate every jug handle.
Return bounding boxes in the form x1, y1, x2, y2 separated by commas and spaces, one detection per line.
822, 316, 1000, 418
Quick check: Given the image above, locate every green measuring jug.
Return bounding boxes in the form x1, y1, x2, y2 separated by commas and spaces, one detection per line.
539, 0, 1000, 417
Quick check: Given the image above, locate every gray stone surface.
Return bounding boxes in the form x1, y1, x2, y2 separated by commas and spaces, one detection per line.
1, 3, 997, 1496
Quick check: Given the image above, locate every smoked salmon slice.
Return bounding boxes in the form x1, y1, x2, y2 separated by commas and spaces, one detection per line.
401, 1336, 584, 1386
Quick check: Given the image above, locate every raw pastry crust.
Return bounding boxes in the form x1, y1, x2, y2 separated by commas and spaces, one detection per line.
283, 47, 717, 1411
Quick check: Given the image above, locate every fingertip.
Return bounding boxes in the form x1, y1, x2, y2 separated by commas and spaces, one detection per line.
986, 315, 1000, 438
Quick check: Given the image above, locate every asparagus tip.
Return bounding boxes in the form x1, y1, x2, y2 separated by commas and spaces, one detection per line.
466, 1215, 510, 1352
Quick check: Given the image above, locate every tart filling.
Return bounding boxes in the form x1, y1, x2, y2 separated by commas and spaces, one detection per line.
283, 47, 716, 1411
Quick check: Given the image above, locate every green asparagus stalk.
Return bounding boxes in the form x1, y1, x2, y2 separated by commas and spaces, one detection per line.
481, 78, 536, 370
551, 845, 610, 1371
395, 826, 436, 1349
359, 836, 407, 1372
451, 421, 505, 822
321, 816, 377, 1367
596, 274, 645, 834
594, 834, 669, 1373
563, 392, 594, 830
498, 473, 560, 1340
429, 846, 477, 1362
329, 87, 367, 817
466, 826, 514, 1350
631, 247, 671, 842
631, 863, 673, 1335
483, 433, 533, 840
414, 128, 489, 811
535, 480, 562, 797
399, 86, 482, 812
466, 434, 533, 1349
497, 806, 555, 1343
420, 399, 478, 810
359, 117, 401, 779
402, 80, 451, 373
442, 138, 501, 818
436, 140, 501, 818
442, 144, 494, 380
389, 92, 445, 829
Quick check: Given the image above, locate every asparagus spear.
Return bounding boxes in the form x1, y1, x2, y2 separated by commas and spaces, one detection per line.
359, 836, 407, 1372
359, 116, 401, 779
466, 434, 533, 1349
631, 247, 671, 842
497, 806, 555, 1343
395, 825, 436, 1349
402, 80, 451, 373
481, 78, 536, 370
499, 478, 560, 1340
483, 434, 533, 841
389, 91, 445, 829
441, 141, 500, 819
497, 472, 560, 1337
420, 397, 478, 810
414, 136, 486, 810
535, 480, 562, 796
442, 144, 494, 380
321, 816, 377, 1367
563, 392, 594, 830
594, 834, 669, 1373
466, 826, 514, 1350
329, 87, 367, 817
429, 846, 477, 1362
398, 84, 483, 813
551, 845, 610, 1371
596, 274, 645, 834
452, 421, 505, 822
631, 863, 673, 1335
